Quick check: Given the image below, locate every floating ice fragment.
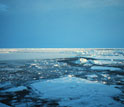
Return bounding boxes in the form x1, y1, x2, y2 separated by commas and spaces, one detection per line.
68, 75, 73, 78
31, 76, 123, 107
80, 58, 87, 63
75, 58, 88, 64
91, 66, 122, 71
3, 86, 27, 92
86, 74, 98, 78
54, 64, 59, 67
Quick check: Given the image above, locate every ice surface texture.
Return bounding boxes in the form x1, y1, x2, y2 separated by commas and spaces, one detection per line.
31, 76, 123, 107
0, 48, 124, 106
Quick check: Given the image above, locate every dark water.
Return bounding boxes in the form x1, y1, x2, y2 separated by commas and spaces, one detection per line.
0, 49, 124, 107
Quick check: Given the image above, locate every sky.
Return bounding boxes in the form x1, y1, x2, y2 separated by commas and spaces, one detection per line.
0, 0, 124, 48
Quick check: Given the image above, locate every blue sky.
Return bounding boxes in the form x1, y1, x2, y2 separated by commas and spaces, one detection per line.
0, 0, 124, 48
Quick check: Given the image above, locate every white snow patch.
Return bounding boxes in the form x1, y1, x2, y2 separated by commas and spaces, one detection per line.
75, 58, 93, 67
31, 76, 123, 107
75, 58, 88, 64
54, 64, 59, 67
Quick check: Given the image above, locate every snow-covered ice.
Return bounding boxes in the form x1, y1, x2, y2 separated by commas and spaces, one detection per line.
0, 48, 124, 106
31, 76, 123, 107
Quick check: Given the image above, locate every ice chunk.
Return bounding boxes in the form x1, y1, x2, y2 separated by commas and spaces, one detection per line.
75, 58, 94, 65
31, 76, 123, 107
86, 74, 98, 81
3, 86, 27, 92
91, 66, 122, 71
54, 64, 59, 67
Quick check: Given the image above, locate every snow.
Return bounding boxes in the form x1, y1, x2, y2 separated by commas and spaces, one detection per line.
74, 58, 93, 66
31, 76, 123, 107
75, 58, 88, 64
54, 64, 59, 67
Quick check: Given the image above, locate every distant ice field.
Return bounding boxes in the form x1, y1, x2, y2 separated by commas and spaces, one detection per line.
0, 48, 124, 60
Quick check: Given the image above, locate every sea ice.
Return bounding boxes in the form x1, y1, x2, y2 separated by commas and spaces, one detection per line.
2, 86, 27, 92
91, 66, 122, 71
31, 76, 123, 107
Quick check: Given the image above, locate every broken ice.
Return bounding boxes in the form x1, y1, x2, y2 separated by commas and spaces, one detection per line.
0, 48, 124, 106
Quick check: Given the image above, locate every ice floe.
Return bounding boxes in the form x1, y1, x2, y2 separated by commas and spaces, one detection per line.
31, 76, 123, 107
3, 86, 27, 92
91, 66, 122, 71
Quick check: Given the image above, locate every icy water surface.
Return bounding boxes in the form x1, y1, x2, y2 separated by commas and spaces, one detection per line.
0, 48, 124, 107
